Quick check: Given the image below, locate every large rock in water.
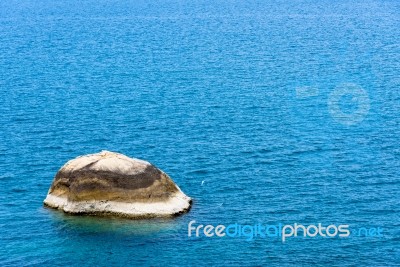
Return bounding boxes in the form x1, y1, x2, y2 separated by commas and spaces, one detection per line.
44, 151, 191, 218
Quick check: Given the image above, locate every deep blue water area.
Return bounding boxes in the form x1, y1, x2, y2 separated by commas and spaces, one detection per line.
0, 0, 399, 266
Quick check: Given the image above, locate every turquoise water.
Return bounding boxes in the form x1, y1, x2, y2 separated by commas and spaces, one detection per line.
0, 0, 399, 266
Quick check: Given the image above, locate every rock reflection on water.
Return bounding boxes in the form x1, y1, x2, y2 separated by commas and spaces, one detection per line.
43, 206, 181, 236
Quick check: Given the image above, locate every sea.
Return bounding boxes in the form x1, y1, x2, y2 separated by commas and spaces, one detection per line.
0, 0, 399, 266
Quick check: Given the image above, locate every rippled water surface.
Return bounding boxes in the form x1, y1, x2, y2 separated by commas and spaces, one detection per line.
0, 0, 399, 266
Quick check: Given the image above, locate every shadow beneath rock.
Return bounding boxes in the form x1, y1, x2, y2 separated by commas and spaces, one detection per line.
42, 206, 183, 237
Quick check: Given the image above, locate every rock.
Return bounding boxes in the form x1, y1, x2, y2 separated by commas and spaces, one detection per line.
44, 151, 192, 218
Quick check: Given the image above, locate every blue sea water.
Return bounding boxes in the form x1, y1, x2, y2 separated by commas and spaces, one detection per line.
0, 0, 399, 266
